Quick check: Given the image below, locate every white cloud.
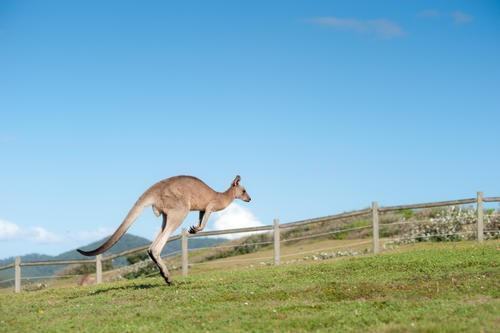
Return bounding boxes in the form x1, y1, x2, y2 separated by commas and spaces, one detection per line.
211, 203, 265, 239
0, 217, 115, 247
308, 17, 405, 39
0, 219, 61, 243
28, 227, 61, 243
451, 11, 473, 24
73, 227, 113, 242
0, 219, 22, 240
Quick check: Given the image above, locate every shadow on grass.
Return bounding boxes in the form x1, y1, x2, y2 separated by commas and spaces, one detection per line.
86, 279, 193, 296
89, 283, 160, 295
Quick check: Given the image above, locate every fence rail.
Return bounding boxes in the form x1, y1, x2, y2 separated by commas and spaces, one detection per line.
378, 198, 477, 212
20, 259, 96, 266
280, 208, 372, 229
1, 191, 498, 293
0, 263, 14, 271
188, 225, 273, 237
484, 196, 500, 203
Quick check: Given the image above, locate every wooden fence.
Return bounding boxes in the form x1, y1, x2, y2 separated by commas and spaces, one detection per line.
1, 191, 498, 293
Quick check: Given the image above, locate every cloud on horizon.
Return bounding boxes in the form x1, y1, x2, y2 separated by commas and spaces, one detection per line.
0, 218, 114, 245
210, 203, 265, 240
307, 16, 405, 39
70, 227, 114, 243
0, 219, 61, 243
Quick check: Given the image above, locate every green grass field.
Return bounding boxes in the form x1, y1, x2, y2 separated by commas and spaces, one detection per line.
1, 241, 498, 332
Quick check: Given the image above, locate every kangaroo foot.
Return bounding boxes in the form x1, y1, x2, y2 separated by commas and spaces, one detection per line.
163, 275, 173, 286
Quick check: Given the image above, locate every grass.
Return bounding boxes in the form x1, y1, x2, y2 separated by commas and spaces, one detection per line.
0, 241, 498, 332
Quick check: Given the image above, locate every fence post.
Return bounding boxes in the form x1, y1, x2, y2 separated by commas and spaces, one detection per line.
274, 218, 280, 265
182, 229, 188, 276
96, 254, 102, 284
372, 202, 380, 254
14, 256, 21, 293
477, 191, 484, 242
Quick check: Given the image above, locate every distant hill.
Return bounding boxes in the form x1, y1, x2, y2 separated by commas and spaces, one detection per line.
63, 233, 152, 262
0, 233, 226, 281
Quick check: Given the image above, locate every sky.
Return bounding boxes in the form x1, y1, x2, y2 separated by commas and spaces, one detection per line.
1, 0, 499, 259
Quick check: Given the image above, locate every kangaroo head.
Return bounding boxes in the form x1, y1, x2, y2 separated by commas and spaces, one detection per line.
231, 175, 251, 202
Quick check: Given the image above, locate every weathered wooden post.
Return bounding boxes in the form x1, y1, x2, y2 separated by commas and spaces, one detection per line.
477, 191, 484, 242
96, 254, 103, 284
372, 202, 380, 254
14, 256, 21, 293
273, 218, 280, 265
182, 228, 188, 276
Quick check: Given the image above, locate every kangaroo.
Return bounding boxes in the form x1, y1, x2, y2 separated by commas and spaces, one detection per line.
77, 175, 251, 285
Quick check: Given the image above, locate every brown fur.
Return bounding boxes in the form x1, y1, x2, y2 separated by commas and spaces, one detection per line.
77, 175, 251, 285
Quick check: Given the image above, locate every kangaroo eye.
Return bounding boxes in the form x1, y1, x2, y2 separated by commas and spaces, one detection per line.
243, 190, 246, 193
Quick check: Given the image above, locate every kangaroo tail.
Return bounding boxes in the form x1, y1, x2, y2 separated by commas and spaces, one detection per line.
77, 193, 152, 256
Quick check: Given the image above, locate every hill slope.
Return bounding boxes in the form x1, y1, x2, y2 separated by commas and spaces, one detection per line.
1, 241, 498, 332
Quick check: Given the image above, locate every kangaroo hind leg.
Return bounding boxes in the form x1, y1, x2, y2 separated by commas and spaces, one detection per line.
148, 209, 188, 285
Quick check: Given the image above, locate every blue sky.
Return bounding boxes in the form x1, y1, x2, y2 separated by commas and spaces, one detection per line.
1, 0, 499, 258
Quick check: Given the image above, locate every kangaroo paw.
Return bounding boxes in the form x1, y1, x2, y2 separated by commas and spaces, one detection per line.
158, 270, 173, 285
189, 226, 199, 234
164, 276, 173, 286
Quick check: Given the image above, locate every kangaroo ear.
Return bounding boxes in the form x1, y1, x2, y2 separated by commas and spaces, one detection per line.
232, 175, 241, 187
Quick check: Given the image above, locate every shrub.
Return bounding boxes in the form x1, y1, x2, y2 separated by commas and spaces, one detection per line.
204, 243, 266, 261
392, 206, 499, 245
59, 261, 113, 276
401, 209, 414, 219
123, 262, 159, 279
126, 252, 149, 265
